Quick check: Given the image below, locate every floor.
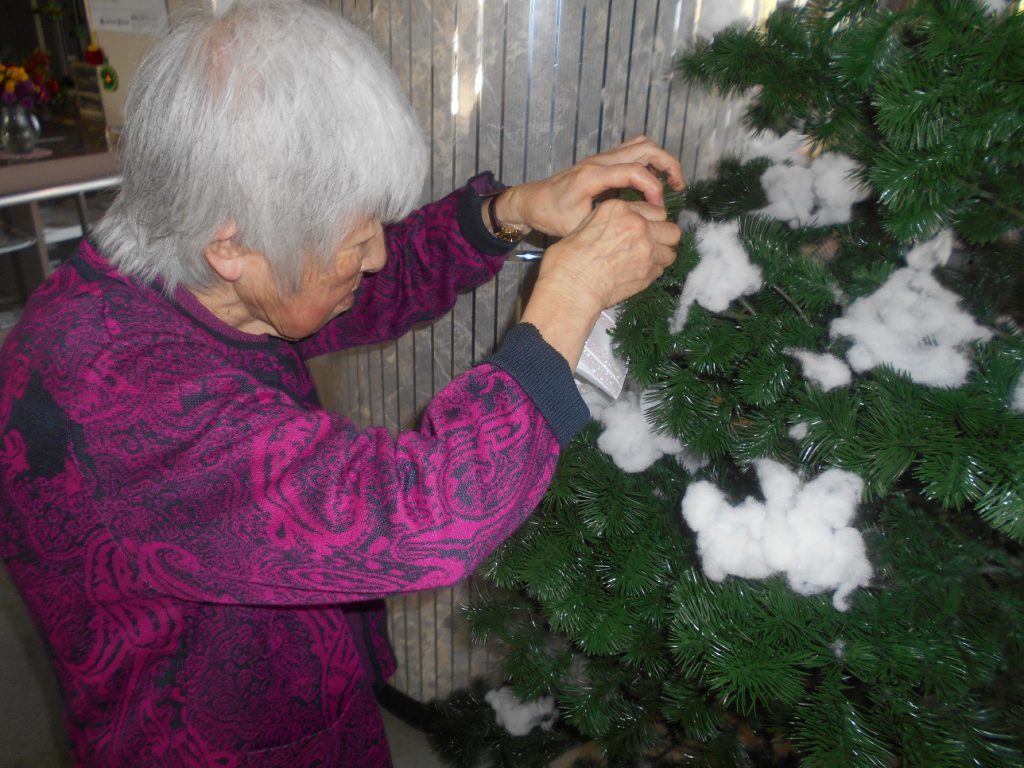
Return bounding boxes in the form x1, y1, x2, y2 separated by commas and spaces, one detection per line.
0, 562, 447, 768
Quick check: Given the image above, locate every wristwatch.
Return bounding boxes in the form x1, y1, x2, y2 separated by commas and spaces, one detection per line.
480, 190, 527, 244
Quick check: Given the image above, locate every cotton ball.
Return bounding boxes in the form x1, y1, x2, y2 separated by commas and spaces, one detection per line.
577, 379, 615, 419
680, 479, 728, 533
485, 687, 556, 737
749, 136, 871, 228
758, 164, 817, 226
742, 129, 809, 166
981, 0, 1012, 14
680, 461, 872, 610
685, 221, 763, 313
756, 458, 802, 516
793, 467, 863, 529
810, 153, 872, 226
786, 517, 840, 589
677, 448, 710, 474
694, 495, 774, 582
597, 391, 683, 473
834, 269, 990, 387
684, 469, 774, 582
677, 208, 702, 230
811, 528, 872, 611
904, 229, 953, 270
788, 421, 809, 440
670, 221, 763, 333
831, 233, 992, 388
787, 348, 852, 391
1013, 373, 1024, 413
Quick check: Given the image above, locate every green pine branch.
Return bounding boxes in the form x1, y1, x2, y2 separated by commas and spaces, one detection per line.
448, 3, 1024, 766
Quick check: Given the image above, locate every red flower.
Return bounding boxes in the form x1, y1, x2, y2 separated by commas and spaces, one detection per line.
85, 46, 105, 66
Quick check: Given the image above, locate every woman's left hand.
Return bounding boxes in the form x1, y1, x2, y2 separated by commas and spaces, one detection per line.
494, 135, 686, 237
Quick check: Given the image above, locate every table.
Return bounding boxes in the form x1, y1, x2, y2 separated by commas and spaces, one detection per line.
0, 150, 121, 343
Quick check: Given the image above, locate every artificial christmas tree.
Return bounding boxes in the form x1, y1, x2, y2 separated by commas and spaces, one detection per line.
430, 1, 1024, 766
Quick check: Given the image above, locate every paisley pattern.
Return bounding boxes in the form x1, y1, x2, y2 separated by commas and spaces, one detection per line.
0, 185, 562, 767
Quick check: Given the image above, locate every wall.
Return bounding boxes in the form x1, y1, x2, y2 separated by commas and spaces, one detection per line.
84, 0, 205, 130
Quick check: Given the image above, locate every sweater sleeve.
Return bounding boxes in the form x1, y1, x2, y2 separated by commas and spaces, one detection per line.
82, 326, 585, 607
297, 172, 517, 358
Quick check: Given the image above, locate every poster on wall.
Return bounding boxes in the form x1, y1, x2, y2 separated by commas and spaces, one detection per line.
87, 0, 169, 33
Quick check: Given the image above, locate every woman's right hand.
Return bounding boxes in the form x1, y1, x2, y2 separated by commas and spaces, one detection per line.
519, 197, 681, 371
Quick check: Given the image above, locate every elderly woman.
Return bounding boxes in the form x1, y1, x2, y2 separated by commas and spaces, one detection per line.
0, 1, 681, 766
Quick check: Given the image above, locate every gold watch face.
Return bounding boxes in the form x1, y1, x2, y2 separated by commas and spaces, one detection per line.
495, 225, 525, 243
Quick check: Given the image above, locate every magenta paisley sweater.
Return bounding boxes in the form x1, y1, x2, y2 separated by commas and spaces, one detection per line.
0, 176, 588, 767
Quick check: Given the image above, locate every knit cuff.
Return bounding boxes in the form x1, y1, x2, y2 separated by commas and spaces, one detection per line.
484, 323, 590, 449
456, 172, 519, 257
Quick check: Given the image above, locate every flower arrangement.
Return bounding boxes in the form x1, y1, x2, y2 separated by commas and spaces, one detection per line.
2, 51, 61, 111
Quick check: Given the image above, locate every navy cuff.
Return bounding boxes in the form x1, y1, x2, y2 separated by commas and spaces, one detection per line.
484, 323, 589, 449
456, 172, 519, 257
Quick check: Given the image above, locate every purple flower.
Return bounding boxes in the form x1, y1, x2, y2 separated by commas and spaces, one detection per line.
1, 91, 15, 105
20, 96, 35, 109
14, 80, 34, 99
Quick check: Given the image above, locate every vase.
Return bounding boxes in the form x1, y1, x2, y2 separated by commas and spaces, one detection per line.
1, 104, 42, 154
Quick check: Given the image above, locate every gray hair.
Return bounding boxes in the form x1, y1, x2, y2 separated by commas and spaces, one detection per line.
94, 0, 427, 294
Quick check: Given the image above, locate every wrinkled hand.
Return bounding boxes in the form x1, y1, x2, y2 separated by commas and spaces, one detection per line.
540, 197, 682, 311
520, 197, 681, 369
498, 135, 686, 237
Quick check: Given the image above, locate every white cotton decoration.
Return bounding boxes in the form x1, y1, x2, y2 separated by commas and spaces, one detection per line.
577, 380, 615, 420
788, 421, 809, 440
670, 221, 764, 333
810, 153, 872, 226
597, 391, 683, 473
904, 229, 953, 270
757, 152, 870, 227
677, 208, 703, 231
758, 164, 818, 227
981, 0, 1012, 14
1012, 373, 1024, 414
485, 687, 556, 737
677, 448, 710, 474
830, 231, 992, 388
786, 348, 853, 391
680, 459, 872, 611
744, 129, 871, 228
742, 129, 809, 165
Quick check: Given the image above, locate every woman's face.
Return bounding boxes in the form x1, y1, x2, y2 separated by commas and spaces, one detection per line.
239, 218, 387, 340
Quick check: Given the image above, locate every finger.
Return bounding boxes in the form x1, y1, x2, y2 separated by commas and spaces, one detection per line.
598, 137, 686, 191
643, 149, 685, 191
564, 204, 599, 236
646, 219, 683, 247
624, 199, 669, 222
580, 162, 667, 206
617, 133, 652, 149
653, 243, 678, 266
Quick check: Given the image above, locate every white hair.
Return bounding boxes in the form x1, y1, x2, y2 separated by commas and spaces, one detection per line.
94, 0, 427, 293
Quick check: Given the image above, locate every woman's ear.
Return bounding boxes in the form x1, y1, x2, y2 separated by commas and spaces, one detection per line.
203, 222, 246, 282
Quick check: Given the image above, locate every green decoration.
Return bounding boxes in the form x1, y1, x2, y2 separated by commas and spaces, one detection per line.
438, 1, 1024, 766
100, 63, 118, 92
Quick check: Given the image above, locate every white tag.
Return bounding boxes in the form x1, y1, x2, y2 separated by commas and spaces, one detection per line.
575, 307, 627, 400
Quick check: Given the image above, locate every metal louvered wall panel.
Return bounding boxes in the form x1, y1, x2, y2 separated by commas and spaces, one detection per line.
307, 0, 776, 704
